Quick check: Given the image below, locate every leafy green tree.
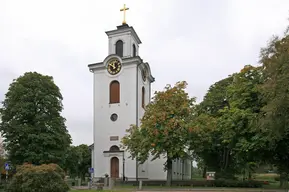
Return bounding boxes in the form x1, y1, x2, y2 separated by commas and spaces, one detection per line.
220, 65, 264, 178
0, 72, 71, 166
64, 146, 81, 177
188, 114, 217, 177
191, 76, 235, 178
191, 66, 264, 179
122, 81, 195, 186
257, 28, 289, 187
198, 76, 233, 117
76, 144, 91, 181
64, 144, 91, 181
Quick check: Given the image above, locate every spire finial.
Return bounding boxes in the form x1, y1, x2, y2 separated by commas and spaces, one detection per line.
120, 4, 129, 25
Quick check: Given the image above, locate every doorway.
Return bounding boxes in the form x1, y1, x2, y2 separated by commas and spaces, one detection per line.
110, 157, 119, 178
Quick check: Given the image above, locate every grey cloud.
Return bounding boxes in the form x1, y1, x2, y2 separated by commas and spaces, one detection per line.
66, 118, 93, 146
1, 0, 289, 145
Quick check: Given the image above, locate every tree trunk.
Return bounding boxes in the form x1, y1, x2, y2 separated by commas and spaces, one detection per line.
166, 158, 173, 186
224, 148, 230, 170
248, 171, 252, 180
242, 169, 245, 181
202, 166, 207, 178
280, 172, 288, 189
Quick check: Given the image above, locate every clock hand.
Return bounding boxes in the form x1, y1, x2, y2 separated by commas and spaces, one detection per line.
109, 63, 116, 69
112, 62, 116, 69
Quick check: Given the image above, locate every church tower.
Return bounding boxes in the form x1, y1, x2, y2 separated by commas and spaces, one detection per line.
88, 5, 155, 180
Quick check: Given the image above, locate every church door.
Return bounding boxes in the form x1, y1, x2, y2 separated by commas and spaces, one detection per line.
110, 157, 119, 178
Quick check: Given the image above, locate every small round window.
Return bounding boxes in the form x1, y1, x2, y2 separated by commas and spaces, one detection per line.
110, 113, 118, 121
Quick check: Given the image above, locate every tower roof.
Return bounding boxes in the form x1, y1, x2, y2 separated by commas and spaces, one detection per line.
105, 24, 142, 44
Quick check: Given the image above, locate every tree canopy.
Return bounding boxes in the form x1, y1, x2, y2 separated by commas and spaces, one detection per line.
255, 29, 289, 187
0, 72, 71, 166
188, 24, 289, 186
122, 81, 195, 185
64, 144, 91, 180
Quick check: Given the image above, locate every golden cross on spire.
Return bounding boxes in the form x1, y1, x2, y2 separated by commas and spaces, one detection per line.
120, 4, 129, 25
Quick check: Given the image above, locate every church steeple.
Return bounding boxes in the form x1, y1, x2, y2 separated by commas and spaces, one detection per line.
105, 4, 141, 58
106, 24, 141, 58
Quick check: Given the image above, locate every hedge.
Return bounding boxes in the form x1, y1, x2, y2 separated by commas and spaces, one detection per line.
115, 179, 263, 188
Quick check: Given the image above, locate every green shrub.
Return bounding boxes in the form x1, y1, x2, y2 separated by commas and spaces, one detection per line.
7, 163, 69, 192
274, 176, 280, 181
254, 173, 279, 181
213, 179, 263, 188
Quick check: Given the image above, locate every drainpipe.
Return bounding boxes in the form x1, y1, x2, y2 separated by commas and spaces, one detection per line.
122, 151, 125, 181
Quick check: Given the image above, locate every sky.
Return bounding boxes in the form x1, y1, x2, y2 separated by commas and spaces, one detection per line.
0, 0, 289, 145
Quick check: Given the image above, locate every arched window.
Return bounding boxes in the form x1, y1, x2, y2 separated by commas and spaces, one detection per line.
109, 145, 120, 151
110, 81, 120, 103
142, 86, 145, 108
133, 44, 136, 57
115, 40, 123, 57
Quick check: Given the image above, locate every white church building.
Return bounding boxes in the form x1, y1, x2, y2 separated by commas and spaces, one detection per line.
88, 18, 192, 181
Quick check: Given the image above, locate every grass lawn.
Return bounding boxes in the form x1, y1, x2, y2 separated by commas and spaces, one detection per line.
70, 191, 98, 192
70, 191, 132, 192
70, 191, 97, 192
69, 189, 283, 192
69, 173, 283, 192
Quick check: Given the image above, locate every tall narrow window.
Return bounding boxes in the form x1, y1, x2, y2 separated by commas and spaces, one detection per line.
142, 86, 145, 108
110, 81, 120, 103
115, 40, 123, 57
133, 44, 136, 57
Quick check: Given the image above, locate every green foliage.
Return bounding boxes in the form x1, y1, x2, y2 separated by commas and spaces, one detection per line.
0, 156, 7, 175
64, 146, 81, 177
258, 34, 289, 142
64, 144, 91, 180
191, 21, 289, 188
211, 179, 263, 188
7, 163, 69, 192
198, 76, 233, 117
122, 81, 195, 185
191, 65, 264, 179
0, 72, 71, 166
256, 27, 289, 187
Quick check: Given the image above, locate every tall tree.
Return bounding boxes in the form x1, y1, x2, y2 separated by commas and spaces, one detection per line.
64, 146, 81, 177
198, 76, 233, 117
64, 144, 91, 181
0, 72, 71, 166
77, 144, 91, 181
257, 29, 289, 187
122, 81, 195, 186
191, 65, 264, 179
191, 76, 235, 178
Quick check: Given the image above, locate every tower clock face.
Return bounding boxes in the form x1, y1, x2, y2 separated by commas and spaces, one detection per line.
107, 59, 122, 75
142, 68, 147, 82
